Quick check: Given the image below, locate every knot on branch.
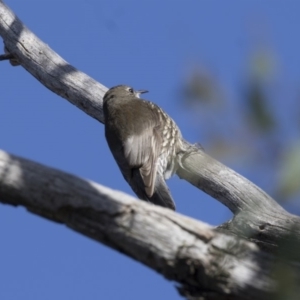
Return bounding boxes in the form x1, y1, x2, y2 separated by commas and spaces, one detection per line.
0, 46, 20, 66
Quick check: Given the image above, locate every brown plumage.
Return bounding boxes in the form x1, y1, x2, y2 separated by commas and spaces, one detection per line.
103, 85, 183, 210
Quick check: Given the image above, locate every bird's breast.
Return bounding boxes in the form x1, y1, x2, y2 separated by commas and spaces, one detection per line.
157, 115, 183, 180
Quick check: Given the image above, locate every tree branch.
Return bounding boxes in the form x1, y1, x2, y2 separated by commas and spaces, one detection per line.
178, 141, 300, 254
0, 51, 13, 60
0, 149, 284, 300
0, 1, 107, 122
1, 1, 300, 298
0, 0, 300, 254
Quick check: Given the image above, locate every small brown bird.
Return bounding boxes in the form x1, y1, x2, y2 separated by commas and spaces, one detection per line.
103, 85, 184, 210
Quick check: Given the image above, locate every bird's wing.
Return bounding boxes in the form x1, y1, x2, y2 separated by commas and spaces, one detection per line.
124, 124, 162, 198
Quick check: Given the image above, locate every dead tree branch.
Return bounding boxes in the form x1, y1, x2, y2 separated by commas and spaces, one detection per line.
1, 1, 300, 299
0, 149, 285, 300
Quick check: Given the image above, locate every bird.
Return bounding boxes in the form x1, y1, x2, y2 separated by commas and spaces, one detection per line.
103, 85, 184, 210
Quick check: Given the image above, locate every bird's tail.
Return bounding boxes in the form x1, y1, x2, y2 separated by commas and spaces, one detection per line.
130, 169, 175, 210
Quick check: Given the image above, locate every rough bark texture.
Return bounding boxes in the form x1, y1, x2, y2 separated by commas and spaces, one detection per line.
1, 1, 300, 299
177, 142, 300, 255
0, 150, 283, 300
0, 0, 107, 123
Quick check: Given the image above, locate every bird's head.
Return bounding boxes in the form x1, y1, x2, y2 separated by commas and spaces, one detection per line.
103, 85, 148, 102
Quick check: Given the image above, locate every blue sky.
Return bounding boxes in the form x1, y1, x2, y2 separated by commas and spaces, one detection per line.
1, 1, 300, 299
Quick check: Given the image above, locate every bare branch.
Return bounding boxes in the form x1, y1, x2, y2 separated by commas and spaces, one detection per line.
0, 0, 300, 256
0, 52, 13, 60
0, 149, 287, 300
177, 141, 300, 253
1, 1, 300, 298
0, 1, 107, 123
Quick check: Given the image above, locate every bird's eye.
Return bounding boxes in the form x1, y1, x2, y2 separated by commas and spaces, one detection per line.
128, 88, 134, 93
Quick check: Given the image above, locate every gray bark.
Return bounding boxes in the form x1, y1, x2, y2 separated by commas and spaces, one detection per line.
0, 1, 300, 299
0, 149, 284, 300
0, 0, 107, 123
177, 142, 300, 255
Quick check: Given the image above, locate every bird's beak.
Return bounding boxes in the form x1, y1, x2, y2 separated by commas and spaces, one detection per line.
135, 90, 148, 98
